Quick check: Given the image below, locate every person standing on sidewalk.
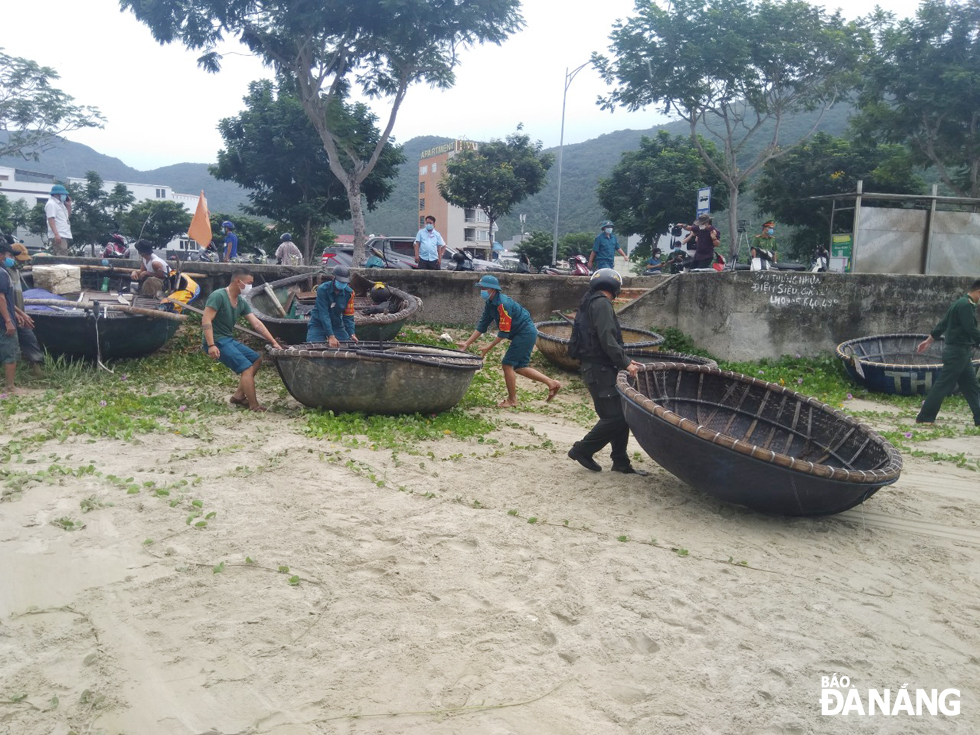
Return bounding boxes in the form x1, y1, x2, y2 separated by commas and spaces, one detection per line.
45, 184, 73, 256
915, 279, 980, 427
414, 215, 446, 270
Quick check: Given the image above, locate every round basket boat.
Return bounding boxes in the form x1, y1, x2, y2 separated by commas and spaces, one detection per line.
245, 272, 421, 345
534, 321, 664, 371
267, 341, 483, 415
836, 333, 980, 396
632, 351, 718, 368
617, 362, 903, 516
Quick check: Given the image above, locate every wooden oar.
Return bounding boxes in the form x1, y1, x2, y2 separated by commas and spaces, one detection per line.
163, 297, 276, 342
25, 298, 187, 323
262, 283, 289, 318
552, 310, 575, 325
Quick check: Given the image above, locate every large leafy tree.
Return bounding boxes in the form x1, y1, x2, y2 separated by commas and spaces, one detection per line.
0, 192, 31, 235
120, 0, 523, 264
121, 200, 192, 247
0, 49, 104, 160
754, 132, 923, 258
597, 130, 729, 258
211, 79, 403, 263
65, 172, 136, 246
594, 0, 866, 258
517, 231, 560, 271
438, 129, 554, 254
855, 0, 980, 198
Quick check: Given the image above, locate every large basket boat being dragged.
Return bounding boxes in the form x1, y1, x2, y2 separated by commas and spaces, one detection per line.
244, 272, 420, 345
267, 341, 483, 415
22, 268, 185, 361
618, 362, 902, 516
836, 333, 980, 396
534, 320, 665, 371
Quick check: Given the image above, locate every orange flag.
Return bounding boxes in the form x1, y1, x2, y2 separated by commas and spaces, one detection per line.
187, 191, 211, 250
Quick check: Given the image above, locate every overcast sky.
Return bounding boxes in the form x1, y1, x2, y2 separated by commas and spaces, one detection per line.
4, 0, 923, 172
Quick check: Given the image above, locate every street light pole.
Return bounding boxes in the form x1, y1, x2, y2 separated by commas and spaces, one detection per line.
552, 60, 591, 266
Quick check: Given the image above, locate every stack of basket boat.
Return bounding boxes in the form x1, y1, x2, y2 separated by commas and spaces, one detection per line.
244, 272, 420, 345
534, 320, 667, 371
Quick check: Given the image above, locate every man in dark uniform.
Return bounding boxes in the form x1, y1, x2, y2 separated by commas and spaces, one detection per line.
915, 279, 980, 426
306, 265, 358, 346
567, 268, 647, 475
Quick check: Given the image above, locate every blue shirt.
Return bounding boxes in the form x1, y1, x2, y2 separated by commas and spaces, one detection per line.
592, 232, 619, 267
475, 292, 533, 340
415, 228, 445, 262
309, 282, 355, 339
0, 267, 15, 323
224, 233, 239, 259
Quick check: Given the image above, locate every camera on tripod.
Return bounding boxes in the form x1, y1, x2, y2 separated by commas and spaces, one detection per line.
669, 223, 683, 237
737, 219, 748, 234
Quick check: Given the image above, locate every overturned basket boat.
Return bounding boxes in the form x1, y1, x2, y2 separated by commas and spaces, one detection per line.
836, 333, 980, 396
245, 272, 421, 345
618, 362, 902, 516
267, 341, 483, 415
534, 320, 664, 371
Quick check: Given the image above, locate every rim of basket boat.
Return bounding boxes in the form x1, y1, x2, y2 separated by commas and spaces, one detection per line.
265, 341, 483, 370
635, 351, 718, 367
617, 361, 903, 484
836, 333, 980, 371
245, 272, 420, 326
533, 320, 664, 348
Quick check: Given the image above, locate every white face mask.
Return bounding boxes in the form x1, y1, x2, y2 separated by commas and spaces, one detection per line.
239, 281, 253, 293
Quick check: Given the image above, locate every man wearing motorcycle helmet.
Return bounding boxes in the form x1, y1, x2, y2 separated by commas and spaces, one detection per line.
221, 221, 238, 262
275, 232, 304, 266
45, 184, 73, 256
567, 268, 647, 475
589, 220, 628, 272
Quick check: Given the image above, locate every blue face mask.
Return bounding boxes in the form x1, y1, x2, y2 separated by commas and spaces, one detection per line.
425, 223, 434, 232
766, 228, 774, 235
603, 227, 613, 234
480, 289, 491, 301
3, 257, 14, 269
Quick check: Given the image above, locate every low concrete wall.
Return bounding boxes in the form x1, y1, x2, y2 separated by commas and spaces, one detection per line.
616, 271, 979, 361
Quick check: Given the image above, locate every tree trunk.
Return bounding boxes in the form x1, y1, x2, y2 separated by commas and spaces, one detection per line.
727, 189, 740, 262
302, 218, 313, 265
348, 177, 367, 266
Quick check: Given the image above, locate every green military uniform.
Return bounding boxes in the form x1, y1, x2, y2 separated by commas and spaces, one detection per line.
751, 233, 777, 260
916, 293, 980, 425
569, 291, 633, 468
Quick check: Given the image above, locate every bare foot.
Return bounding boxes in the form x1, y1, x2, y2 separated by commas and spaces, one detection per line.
3, 387, 27, 396
546, 381, 562, 402
249, 405, 268, 412
230, 395, 248, 407
496, 398, 518, 408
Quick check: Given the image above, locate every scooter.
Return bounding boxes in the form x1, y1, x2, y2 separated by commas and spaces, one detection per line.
102, 233, 130, 258
569, 254, 590, 276
811, 247, 829, 272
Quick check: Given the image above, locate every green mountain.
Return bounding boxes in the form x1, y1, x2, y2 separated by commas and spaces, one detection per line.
0, 136, 250, 214
2, 104, 852, 239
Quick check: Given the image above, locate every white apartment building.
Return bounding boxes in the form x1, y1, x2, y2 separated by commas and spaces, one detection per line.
0, 165, 196, 245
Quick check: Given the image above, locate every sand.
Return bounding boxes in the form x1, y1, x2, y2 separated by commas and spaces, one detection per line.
1, 376, 978, 734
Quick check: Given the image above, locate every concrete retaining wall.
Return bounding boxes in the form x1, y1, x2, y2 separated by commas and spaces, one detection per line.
616, 271, 979, 361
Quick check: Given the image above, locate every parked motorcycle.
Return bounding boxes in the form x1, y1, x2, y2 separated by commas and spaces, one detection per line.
102, 233, 130, 258
811, 246, 829, 272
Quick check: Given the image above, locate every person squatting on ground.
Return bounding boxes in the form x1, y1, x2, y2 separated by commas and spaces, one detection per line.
131, 240, 170, 284
567, 268, 648, 475
306, 265, 358, 347
201, 269, 282, 412
0, 238, 43, 381
683, 214, 721, 270
45, 184, 73, 256
589, 220, 628, 272
414, 215, 446, 270
915, 279, 980, 427
458, 274, 561, 408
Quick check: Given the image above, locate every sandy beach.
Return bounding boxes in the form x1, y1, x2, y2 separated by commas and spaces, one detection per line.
1, 338, 978, 735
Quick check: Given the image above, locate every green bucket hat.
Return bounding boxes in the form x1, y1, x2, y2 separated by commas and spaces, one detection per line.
476, 275, 501, 290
